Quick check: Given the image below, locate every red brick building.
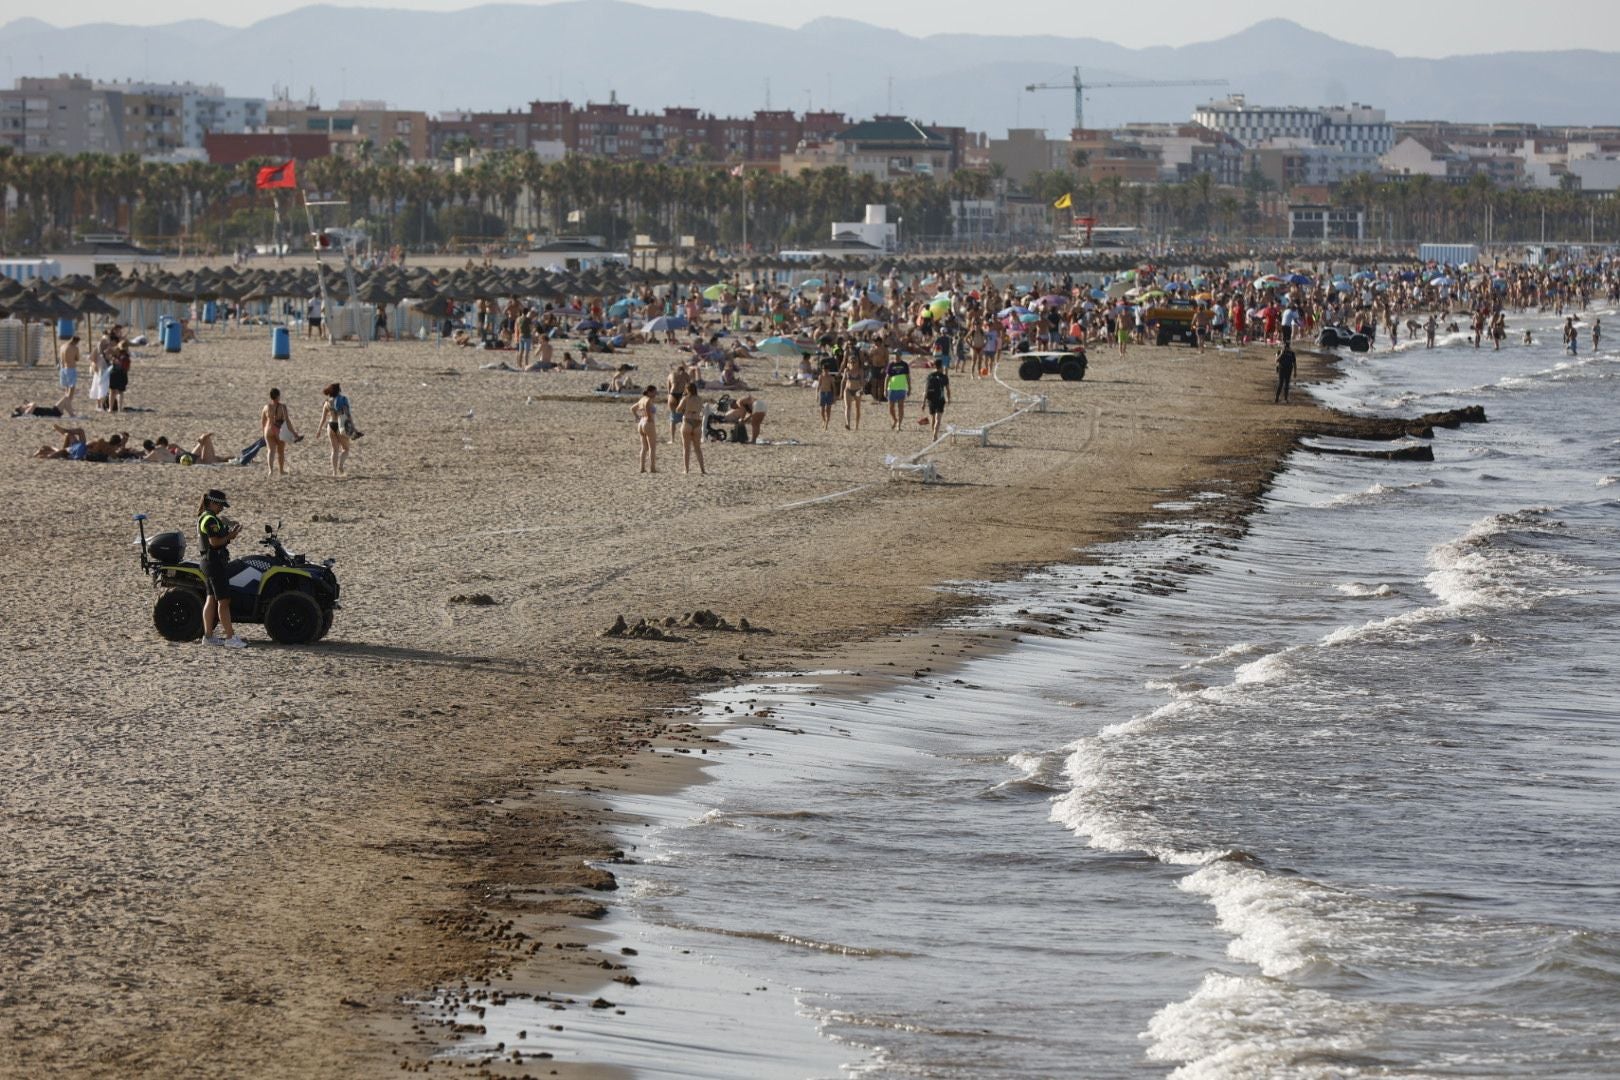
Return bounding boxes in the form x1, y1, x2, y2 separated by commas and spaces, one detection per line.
204, 132, 332, 166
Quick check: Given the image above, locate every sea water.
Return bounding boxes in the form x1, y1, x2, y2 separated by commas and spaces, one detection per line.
451, 308, 1620, 1077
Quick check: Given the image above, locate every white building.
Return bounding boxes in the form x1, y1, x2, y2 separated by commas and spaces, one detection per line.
830, 205, 898, 253
1194, 96, 1392, 179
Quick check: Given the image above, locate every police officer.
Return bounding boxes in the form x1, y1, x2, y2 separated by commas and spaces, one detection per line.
197, 488, 246, 648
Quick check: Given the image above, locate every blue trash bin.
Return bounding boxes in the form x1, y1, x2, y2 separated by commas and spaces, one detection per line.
162, 320, 182, 353
271, 326, 291, 360
203, 300, 217, 325
57, 317, 76, 340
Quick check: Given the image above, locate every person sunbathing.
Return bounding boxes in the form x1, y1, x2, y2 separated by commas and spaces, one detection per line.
33, 426, 126, 461
12, 401, 64, 418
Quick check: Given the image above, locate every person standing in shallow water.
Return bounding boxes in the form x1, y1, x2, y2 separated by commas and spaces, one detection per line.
1274, 343, 1297, 404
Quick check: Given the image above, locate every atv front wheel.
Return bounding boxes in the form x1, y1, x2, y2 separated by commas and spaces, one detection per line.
1059, 358, 1086, 381
1017, 358, 1043, 381
154, 589, 203, 642
265, 591, 322, 645
316, 607, 335, 641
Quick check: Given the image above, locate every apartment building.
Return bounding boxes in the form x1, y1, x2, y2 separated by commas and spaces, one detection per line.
0, 75, 123, 154
267, 100, 430, 161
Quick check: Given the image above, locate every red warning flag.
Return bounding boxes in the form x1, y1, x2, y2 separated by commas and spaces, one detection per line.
255, 160, 298, 190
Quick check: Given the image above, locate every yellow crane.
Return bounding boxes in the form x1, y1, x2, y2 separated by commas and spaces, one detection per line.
1025, 67, 1229, 132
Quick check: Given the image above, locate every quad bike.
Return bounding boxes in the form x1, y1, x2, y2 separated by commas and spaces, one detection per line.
134, 513, 341, 644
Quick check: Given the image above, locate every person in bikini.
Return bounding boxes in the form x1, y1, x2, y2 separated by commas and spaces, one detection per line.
260, 387, 301, 476
632, 385, 658, 474
678, 383, 706, 475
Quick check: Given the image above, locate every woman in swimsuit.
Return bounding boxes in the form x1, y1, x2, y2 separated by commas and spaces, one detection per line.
320, 382, 353, 477
260, 387, 300, 476
632, 385, 658, 474
678, 383, 706, 476
666, 363, 691, 446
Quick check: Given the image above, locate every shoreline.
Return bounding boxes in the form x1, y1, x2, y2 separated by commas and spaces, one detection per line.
0, 331, 1384, 1077
396, 347, 1369, 1072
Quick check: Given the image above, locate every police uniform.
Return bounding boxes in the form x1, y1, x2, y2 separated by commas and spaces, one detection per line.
198, 492, 232, 599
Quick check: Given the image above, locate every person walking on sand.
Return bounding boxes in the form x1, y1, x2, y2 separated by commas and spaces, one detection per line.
320, 383, 355, 476
55, 335, 81, 417
924, 361, 950, 439
816, 363, 838, 430
840, 343, 867, 431
632, 385, 658, 473
1274, 343, 1297, 404
197, 489, 246, 648
678, 383, 706, 475
885, 352, 911, 431
260, 387, 300, 476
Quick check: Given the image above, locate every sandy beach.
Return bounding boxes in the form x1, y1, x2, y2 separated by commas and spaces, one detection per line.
0, 321, 1343, 1077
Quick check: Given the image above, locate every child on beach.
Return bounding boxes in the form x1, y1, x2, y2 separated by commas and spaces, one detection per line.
816, 364, 838, 430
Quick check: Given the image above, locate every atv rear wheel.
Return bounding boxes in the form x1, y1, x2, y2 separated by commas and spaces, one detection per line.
265, 591, 322, 645
1017, 358, 1043, 381
154, 588, 203, 642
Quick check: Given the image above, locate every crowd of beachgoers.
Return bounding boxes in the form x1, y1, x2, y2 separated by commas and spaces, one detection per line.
10, 250, 1618, 477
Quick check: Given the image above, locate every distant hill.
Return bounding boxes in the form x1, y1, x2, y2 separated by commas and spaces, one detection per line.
3, 4, 1616, 134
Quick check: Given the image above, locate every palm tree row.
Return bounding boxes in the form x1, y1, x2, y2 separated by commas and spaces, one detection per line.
3, 146, 1615, 255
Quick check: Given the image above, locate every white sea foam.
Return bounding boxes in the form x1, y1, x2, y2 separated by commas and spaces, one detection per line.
1144, 972, 1380, 1079
1178, 861, 1346, 977
1598, 476, 1618, 488
1335, 581, 1397, 598
1314, 479, 1433, 509
1183, 641, 1266, 669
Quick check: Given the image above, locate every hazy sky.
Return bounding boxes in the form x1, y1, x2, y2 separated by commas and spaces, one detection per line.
2, 0, 1614, 56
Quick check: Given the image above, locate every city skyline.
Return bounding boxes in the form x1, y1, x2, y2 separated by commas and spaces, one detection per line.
1, 0, 1615, 60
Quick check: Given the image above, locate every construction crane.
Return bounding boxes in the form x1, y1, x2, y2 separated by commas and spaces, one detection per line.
1025, 67, 1229, 133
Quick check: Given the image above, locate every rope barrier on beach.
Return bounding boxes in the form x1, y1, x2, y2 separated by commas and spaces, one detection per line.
884, 355, 1050, 482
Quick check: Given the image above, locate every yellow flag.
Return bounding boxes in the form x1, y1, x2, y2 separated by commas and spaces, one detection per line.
1053, 193, 1073, 209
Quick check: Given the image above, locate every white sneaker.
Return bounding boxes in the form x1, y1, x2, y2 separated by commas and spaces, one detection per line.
200, 634, 221, 646
219, 635, 248, 649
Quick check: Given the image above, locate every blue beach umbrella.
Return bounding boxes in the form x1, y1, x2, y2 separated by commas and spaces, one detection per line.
643, 315, 688, 333
757, 335, 807, 356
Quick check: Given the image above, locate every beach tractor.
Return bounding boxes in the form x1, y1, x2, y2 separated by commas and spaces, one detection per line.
133, 514, 341, 645
1141, 298, 1200, 347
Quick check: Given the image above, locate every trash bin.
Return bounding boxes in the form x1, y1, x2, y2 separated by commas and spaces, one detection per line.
203, 300, 217, 325
162, 320, 182, 353
57, 317, 76, 340
271, 325, 291, 360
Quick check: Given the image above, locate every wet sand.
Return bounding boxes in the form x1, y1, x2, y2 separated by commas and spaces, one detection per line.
0, 324, 1339, 1076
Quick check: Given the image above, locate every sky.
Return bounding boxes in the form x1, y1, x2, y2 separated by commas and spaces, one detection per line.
2, 0, 1614, 56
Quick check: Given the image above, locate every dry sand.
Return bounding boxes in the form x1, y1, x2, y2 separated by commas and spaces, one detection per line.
0, 321, 1343, 1077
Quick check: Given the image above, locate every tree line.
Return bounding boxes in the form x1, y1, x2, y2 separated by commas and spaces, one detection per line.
0, 145, 1613, 256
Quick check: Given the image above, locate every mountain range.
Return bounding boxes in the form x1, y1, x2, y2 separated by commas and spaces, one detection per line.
3, 4, 1616, 135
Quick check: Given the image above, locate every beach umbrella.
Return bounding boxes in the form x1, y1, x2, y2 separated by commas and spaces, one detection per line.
607, 298, 635, 318
1018, 312, 1040, 324
996, 306, 1028, 317
643, 315, 688, 333
757, 336, 807, 357
1038, 294, 1068, 307
848, 318, 884, 332
1286, 273, 1311, 286
798, 277, 824, 288
575, 317, 602, 332
702, 284, 731, 301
